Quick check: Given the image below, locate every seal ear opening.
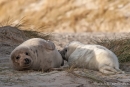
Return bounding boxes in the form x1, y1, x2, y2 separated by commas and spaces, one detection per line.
44, 40, 55, 50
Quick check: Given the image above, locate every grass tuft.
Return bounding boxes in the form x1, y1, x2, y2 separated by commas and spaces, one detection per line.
95, 37, 130, 63
0, 25, 51, 46
23, 30, 51, 40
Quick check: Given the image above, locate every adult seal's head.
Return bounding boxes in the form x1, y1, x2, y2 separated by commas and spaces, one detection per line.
59, 41, 82, 61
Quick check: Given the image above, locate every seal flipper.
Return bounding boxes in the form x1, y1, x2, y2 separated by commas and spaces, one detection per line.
44, 40, 55, 50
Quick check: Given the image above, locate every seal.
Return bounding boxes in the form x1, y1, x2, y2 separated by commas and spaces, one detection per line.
60, 41, 124, 75
10, 38, 64, 71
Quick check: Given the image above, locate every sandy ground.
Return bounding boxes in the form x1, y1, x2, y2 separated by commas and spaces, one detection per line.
0, 28, 130, 87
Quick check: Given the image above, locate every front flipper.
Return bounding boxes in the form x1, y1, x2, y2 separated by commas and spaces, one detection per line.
44, 40, 55, 50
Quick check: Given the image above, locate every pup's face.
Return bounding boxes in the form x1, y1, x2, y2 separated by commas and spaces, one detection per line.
11, 47, 33, 70
59, 47, 68, 61
60, 41, 80, 61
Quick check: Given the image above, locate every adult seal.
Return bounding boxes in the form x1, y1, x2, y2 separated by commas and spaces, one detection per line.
10, 38, 64, 71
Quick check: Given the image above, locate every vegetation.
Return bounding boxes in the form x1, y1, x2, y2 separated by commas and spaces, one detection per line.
0, 0, 130, 33
95, 38, 130, 63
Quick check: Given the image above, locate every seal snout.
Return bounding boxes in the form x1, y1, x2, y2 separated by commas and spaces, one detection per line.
24, 58, 31, 64
59, 47, 68, 61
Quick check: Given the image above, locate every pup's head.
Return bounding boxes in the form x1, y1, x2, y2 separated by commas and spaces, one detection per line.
59, 41, 82, 61
10, 46, 33, 70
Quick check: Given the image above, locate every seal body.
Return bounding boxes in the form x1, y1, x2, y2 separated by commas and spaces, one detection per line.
10, 38, 63, 71
60, 41, 124, 75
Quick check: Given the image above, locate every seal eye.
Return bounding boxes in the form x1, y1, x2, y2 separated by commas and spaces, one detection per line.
65, 49, 67, 52
25, 52, 28, 55
16, 56, 20, 60
65, 48, 67, 52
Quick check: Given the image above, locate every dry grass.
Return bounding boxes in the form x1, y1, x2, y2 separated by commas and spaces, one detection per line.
95, 37, 130, 63
23, 30, 51, 40
0, 25, 51, 46
66, 67, 110, 87
0, 0, 130, 33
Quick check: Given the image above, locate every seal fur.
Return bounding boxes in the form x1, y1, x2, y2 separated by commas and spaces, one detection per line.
10, 38, 64, 71
60, 41, 124, 75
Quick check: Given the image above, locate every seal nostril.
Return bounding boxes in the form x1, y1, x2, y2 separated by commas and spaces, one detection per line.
24, 58, 30, 64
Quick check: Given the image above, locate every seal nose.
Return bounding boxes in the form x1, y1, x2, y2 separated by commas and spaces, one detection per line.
24, 58, 30, 64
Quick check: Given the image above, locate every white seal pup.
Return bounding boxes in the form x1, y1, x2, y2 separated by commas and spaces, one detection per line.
60, 41, 124, 75
10, 38, 64, 71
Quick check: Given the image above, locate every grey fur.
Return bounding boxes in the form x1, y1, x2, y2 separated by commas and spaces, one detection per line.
10, 38, 64, 71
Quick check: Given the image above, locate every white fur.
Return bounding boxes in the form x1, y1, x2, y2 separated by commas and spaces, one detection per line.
65, 41, 124, 75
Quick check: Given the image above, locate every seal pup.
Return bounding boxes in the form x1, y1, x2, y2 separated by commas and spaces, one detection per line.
60, 41, 124, 75
10, 38, 64, 71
